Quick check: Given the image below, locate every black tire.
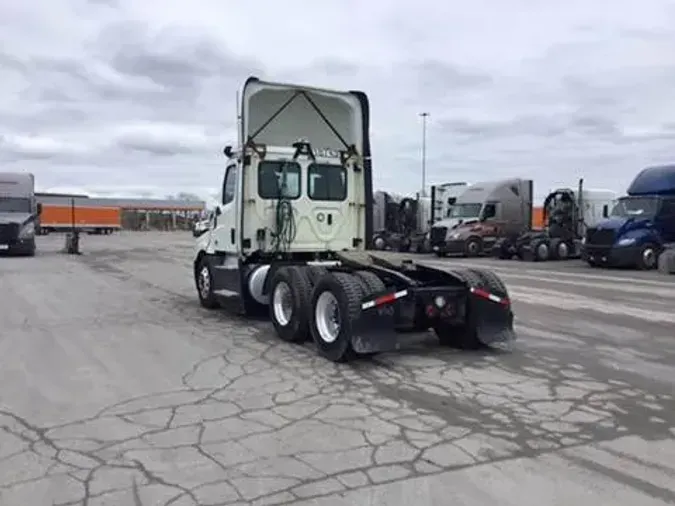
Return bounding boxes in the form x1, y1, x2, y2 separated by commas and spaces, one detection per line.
636, 243, 659, 270
532, 240, 549, 262
353, 270, 386, 296
309, 272, 363, 362
555, 239, 571, 260
21, 238, 36, 257
269, 266, 312, 343
464, 237, 482, 257
467, 268, 508, 298
195, 256, 220, 309
304, 266, 328, 287
373, 235, 387, 250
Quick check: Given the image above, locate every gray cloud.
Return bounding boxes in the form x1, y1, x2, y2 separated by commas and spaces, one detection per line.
1, 0, 675, 200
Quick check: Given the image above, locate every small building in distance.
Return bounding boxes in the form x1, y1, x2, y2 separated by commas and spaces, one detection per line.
36, 193, 206, 232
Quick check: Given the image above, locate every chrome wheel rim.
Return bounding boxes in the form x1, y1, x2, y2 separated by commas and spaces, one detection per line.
199, 266, 211, 299
557, 242, 568, 259
272, 282, 294, 326
315, 291, 341, 343
537, 243, 549, 259
643, 248, 656, 268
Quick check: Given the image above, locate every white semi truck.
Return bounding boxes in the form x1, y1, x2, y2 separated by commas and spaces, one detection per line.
193, 77, 516, 362
0, 172, 41, 256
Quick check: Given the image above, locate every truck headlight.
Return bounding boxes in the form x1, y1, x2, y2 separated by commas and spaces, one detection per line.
617, 237, 635, 247
19, 222, 35, 239
448, 232, 459, 240
581, 237, 586, 245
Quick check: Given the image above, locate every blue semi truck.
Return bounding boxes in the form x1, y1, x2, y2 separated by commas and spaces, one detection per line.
582, 165, 675, 270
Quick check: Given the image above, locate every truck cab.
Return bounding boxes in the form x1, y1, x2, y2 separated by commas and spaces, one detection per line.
429, 178, 533, 257
0, 172, 41, 256
583, 165, 675, 270
493, 181, 615, 262
192, 77, 516, 363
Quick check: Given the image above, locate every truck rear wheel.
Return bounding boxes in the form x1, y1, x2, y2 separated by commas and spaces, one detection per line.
309, 272, 362, 362
555, 240, 570, 260
353, 270, 386, 296
269, 266, 312, 343
533, 240, 549, 261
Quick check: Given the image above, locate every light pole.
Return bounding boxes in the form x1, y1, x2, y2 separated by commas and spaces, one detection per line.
419, 112, 429, 197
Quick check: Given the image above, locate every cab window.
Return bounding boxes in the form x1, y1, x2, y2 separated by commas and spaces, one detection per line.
308, 164, 347, 201
258, 161, 301, 199
222, 164, 237, 205
481, 203, 497, 220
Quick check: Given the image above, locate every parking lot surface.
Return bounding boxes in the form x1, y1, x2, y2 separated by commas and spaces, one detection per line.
1, 232, 674, 506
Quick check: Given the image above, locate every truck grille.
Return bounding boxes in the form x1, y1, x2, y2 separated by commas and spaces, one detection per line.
0, 223, 19, 243
586, 227, 615, 246
430, 226, 447, 245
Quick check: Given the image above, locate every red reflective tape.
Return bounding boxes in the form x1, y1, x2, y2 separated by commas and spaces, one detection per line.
470, 287, 510, 306
361, 289, 409, 310
375, 293, 397, 306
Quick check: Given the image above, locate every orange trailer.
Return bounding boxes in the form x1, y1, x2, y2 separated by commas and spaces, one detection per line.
38, 204, 121, 235
531, 206, 545, 229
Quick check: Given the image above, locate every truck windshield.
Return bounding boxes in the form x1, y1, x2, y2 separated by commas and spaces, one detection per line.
449, 203, 482, 219
610, 196, 659, 218
0, 197, 31, 213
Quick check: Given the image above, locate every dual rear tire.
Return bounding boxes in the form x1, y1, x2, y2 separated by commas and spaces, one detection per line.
268, 267, 379, 362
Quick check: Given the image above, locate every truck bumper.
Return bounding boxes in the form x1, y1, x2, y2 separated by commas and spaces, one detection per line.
431, 240, 465, 255
0, 238, 35, 255
583, 245, 639, 267
351, 284, 515, 353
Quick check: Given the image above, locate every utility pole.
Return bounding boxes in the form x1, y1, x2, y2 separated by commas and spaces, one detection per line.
419, 112, 429, 197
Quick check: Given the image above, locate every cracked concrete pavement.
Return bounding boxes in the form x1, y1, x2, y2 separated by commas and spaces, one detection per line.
1, 232, 674, 505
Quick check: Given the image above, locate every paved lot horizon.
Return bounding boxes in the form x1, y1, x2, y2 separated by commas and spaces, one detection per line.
1, 232, 674, 505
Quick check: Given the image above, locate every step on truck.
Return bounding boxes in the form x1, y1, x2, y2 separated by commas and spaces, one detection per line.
583, 165, 675, 270
493, 179, 615, 261
0, 172, 41, 256
193, 77, 516, 362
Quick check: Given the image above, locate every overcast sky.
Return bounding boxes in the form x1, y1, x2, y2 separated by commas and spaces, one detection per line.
1, 0, 675, 202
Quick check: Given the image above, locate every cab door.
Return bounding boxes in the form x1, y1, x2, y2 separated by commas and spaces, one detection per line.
211, 163, 238, 254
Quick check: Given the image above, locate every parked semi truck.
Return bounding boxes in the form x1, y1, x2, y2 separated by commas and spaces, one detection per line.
493, 180, 615, 261
0, 172, 41, 256
371, 182, 467, 253
583, 165, 675, 269
429, 178, 533, 257
193, 77, 516, 362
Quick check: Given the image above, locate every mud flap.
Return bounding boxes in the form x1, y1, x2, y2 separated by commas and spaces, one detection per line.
350, 303, 403, 354
468, 292, 516, 346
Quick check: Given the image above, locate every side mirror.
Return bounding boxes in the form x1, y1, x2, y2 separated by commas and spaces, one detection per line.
36, 203, 42, 215
223, 145, 233, 158
602, 205, 609, 218
214, 207, 222, 216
